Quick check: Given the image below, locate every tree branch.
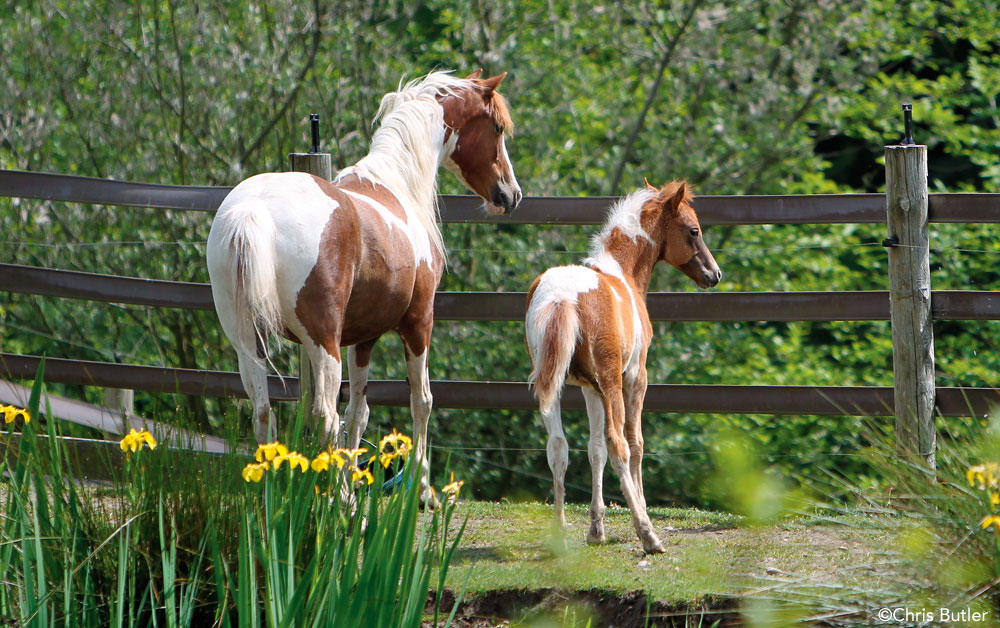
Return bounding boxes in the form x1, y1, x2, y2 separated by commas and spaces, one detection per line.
607, 0, 704, 195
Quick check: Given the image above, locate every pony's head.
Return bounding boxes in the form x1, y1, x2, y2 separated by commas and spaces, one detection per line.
439, 70, 522, 215
645, 180, 721, 289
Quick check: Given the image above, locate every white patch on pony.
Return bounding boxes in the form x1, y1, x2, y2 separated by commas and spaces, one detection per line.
211, 172, 341, 344
530, 265, 600, 309
336, 71, 469, 261
340, 188, 433, 266
588, 187, 657, 250
525, 265, 598, 368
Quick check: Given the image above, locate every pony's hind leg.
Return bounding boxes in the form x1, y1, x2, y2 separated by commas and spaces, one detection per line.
302, 339, 343, 445
237, 349, 272, 444
540, 397, 570, 551
400, 337, 435, 503
582, 387, 608, 544
344, 341, 376, 450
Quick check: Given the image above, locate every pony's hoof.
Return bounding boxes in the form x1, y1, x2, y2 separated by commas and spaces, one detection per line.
419, 488, 440, 510
586, 531, 606, 545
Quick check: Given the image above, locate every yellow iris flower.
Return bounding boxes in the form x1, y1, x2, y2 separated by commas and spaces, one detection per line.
442, 472, 464, 499
352, 466, 374, 485
378, 429, 413, 467
981, 515, 1000, 531
119, 428, 157, 453
255, 441, 288, 463
242, 461, 269, 483
2, 404, 31, 424
967, 462, 1000, 490
272, 449, 308, 472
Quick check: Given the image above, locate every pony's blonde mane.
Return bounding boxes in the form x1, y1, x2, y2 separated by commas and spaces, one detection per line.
337, 71, 470, 259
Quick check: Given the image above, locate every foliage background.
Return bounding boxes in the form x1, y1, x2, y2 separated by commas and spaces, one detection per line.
2, 0, 1000, 506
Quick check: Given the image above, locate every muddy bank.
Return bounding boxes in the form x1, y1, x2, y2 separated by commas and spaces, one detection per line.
425, 588, 740, 627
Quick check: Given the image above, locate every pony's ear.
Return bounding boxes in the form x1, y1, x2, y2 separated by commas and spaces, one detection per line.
465, 69, 483, 80
481, 72, 507, 95
644, 177, 657, 191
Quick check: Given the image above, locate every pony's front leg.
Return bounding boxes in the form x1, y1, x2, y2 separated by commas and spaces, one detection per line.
582, 387, 608, 545
344, 341, 376, 450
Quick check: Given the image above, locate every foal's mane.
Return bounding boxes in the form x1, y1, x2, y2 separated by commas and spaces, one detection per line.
584, 180, 692, 259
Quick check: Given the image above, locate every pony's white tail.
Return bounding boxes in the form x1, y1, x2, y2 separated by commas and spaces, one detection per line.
526, 298, 580, 415
206, 199, 283, 358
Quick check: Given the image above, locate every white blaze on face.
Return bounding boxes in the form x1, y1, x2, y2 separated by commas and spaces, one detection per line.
498, 135, 520, 199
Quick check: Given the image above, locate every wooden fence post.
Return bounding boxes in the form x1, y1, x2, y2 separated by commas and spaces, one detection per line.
104, 387, 134, 431
289, 114, 332, 419
885, 104, 936, 470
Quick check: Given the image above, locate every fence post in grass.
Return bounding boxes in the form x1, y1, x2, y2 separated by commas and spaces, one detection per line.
289, 114, 332, 420
884, 104, 936, 471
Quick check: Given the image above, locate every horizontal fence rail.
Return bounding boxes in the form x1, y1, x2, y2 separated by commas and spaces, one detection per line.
6, 263, 1000, 321
4, 169, 1000, 224
3, 353, 999, 417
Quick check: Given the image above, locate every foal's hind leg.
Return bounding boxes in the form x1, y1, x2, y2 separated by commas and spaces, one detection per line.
598, 371, 664, 554
344, 340, 376, 450
582, 387, 608, 544
540, 397, 570, 551
624, 365, 649, 509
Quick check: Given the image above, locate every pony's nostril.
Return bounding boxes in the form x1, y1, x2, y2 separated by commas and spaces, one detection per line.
513, 188, 523, 208
491, 187, 505, 208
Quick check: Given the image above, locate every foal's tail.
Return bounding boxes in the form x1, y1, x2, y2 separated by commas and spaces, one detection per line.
526, 297, 580, 415
206, 197, 283, 359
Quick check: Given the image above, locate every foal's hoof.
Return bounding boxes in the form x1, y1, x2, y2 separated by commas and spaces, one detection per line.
642, 540, 666, 555
547, 534, 568, 556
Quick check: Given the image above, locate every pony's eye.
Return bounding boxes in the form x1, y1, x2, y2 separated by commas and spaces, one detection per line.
689, 228, 700, 238
494, 122, 504, 135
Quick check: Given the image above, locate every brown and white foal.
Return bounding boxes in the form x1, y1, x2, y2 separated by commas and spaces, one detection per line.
207, 71, 521, 496
525, 181, 721, 553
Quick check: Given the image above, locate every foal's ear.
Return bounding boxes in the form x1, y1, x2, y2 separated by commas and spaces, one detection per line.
667, 181, 688, 213
465, 69, 483, 80
480, 71, 507, 95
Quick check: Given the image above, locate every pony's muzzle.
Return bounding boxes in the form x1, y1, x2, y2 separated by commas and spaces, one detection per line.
491, 183, 522, 214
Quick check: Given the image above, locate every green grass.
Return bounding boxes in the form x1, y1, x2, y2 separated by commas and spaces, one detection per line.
442, 501, 896, 607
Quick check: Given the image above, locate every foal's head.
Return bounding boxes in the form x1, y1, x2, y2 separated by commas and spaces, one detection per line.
645, 180, 722, 289
440, 70, 522, 215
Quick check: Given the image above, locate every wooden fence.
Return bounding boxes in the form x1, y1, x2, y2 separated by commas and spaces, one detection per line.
3, 166, 1000, 457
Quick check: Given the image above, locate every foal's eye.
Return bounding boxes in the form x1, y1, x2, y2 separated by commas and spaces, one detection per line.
689, 228, 700, 238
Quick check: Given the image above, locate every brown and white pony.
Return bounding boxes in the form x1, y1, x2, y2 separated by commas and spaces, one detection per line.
525, 181, 720, 553
207, 71, 521, 494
